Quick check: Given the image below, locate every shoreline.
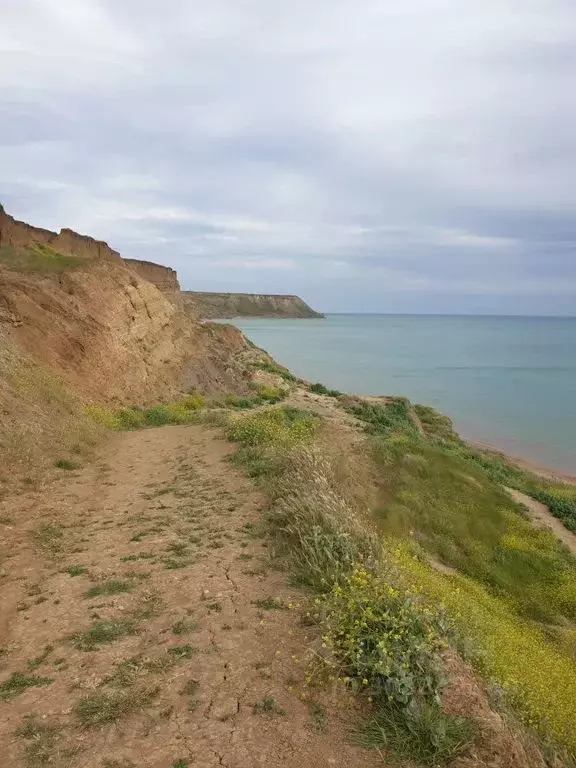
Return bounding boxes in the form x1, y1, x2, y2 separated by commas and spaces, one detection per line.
467, 437, 576, 485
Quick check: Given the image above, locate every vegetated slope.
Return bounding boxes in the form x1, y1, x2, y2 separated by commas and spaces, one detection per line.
0, 205, 253, 481
183, 291, 324, 319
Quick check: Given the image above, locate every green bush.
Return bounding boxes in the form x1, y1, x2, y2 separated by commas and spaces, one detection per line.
350, 398, 419, 437
309, 382, 342, 397
227, 406, 317, 448
320, 566, 446, 708
251, 359, 297, 382
180, 391, 205, 410
143, 404, 192, 426
115, 407, 146, 430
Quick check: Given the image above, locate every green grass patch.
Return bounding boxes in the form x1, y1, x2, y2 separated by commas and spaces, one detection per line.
70, 619, 138, 651
309, 382, 342, 397
167, 645, 197, 660
250, 359, 297, 382
252, 696, 286, 715
15, 716, 64, 768
1, 243, 87, 273
356, 700, 474, 767
172, 617, 198, 635
62, 564, 87, 576
392, 543, 576, 752
73, 687, 159, 726
83, 579, 134, 599
0, 671, 53, 700
103, 654, 174, 687
54, 458, 81, 470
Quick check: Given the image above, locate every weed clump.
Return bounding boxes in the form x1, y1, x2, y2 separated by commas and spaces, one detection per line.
84, 579, 134, 599
71, 619, 138, 651
74, 687, 159, 726
0, 671, 53, 700
309, 382, 342, 397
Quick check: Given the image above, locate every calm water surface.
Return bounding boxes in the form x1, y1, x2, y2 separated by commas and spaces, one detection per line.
231, 314, 576, 474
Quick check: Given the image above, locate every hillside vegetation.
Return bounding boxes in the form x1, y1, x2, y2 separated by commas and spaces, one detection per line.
221, 391, 576, 764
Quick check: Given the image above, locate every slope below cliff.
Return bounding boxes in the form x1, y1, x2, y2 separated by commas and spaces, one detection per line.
0, 205, 253, 479
184, 291, 323, 319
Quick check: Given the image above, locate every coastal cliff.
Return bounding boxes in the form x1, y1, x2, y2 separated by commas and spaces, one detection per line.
183, 291, 323, 318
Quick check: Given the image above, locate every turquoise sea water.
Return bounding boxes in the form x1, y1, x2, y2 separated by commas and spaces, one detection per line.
231, 314, 576, 474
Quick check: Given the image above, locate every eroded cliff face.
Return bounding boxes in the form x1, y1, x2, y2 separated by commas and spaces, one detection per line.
0, 204, 123, 263
0, 207, 251, 405
184, 291, 323, 318
124, 258, 182, 304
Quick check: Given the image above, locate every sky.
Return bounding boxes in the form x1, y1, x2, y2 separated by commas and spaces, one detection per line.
1, 0, 576, 314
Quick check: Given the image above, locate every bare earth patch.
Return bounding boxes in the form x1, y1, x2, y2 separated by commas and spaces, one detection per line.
0, 424, 382, 768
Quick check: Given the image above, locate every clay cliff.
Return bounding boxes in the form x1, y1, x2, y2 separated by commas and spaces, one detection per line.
123, 258, 184, 308
0, 206, 251, 405
0, 204, 123, 264
184, 291, 323, 319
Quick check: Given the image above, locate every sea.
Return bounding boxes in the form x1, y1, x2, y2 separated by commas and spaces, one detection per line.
230, 314, 576, 475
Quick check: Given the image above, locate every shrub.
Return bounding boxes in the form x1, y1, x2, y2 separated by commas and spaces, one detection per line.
143, 404, 192, 426
180, 391, 205, 410
115, 407, 145, 430
320, 566, 446, 708
227, 406, 317, 449
83, 403, 121, 430
251, 359, 297, 382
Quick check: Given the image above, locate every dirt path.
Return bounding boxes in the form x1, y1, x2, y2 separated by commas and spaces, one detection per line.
504, 487, 576, 555
0, 424, 381, 768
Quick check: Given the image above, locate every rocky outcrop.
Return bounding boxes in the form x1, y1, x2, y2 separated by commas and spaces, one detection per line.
184, 291, 323, 319
0, 204, 123, 263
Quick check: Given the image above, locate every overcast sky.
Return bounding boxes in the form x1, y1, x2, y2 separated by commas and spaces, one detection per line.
1, 1, 576, 314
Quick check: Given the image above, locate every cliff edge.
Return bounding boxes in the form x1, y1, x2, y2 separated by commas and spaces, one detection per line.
184, 291, 323, 319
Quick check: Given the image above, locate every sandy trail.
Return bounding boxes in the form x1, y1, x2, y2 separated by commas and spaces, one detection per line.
504, 487, 576, 555
0, 424, 380, 768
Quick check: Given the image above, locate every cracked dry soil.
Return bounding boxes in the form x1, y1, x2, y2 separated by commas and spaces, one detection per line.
0, 424, 382, 768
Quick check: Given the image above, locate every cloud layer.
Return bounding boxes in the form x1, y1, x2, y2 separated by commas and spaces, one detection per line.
2, 0, 576, 313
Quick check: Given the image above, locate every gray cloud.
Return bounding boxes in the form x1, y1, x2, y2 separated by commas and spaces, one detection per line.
1, 0, 576, 313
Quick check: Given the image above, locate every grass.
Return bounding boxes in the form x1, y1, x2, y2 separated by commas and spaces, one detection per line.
70, 619, 138, 651
103, 654, 174, 687
54, 458, 81, 470
356, 700, 474, 767
252, 696, 286, 715
348, 398, 576, 753
31, 522, 64, 556
308, 701, 327, 732
15, 716, 64, 768
83, 579, 134, 599
172, 618, 198, 635
253, 597, 286, 610
308, 382, 342, 397
0, 671, 53, 700
167, 645, 197, 660
414, 403, 576, 533
1, 243, 87, 273
62, 564, 87, 576
250, 358, 297, 382
74, 687, 159, 726
85, 391, 206, 432
369, 433, 576, 626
